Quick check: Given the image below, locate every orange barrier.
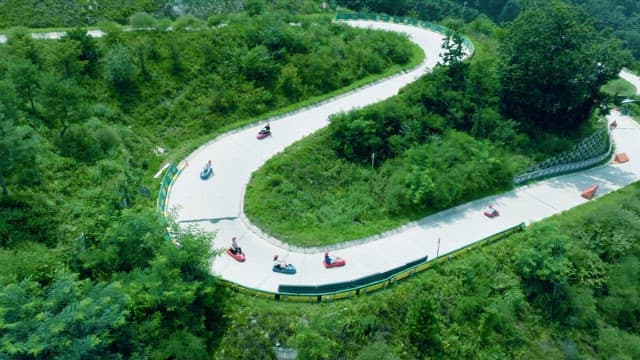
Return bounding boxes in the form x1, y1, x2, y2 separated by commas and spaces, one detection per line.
581, 185, 598, 200
614, 152, 629, 163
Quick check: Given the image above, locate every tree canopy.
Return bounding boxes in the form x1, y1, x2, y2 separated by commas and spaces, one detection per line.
498, 0, 631, 132
0, 117, 37, 196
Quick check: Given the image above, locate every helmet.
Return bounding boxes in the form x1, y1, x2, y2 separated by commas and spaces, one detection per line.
324, 252, 328, 256
273, 254, 279, 260
232, 236, 237, 240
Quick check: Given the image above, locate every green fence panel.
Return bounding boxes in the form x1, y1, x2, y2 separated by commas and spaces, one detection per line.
274, 223, 522, 301
156, 162, 182, 218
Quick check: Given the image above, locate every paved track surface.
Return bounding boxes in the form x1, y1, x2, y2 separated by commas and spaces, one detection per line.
0, 30, 105, 44
163, 21, 640, 293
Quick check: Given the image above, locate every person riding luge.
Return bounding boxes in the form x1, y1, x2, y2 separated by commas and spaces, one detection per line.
230, 236, 242, 255
203, 160, 212, 171
273, 254, 286, 269
324, 252, 332, 265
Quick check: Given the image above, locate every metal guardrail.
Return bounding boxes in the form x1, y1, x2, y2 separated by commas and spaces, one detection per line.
156, 162, 181, 217
156, 162, 184, 239
513, 128, 612, 185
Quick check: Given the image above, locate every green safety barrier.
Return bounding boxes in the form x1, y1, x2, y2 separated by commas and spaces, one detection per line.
335, 13, 475, 55
514, 128, 611, 184
220, 222, 525, 303
156, 162, 182, 241
157, 163, 181, 217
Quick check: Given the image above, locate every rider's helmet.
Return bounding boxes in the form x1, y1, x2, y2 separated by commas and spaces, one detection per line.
324, 252, 328, 256
232, 236, 237, 240
273, 254, 279, 260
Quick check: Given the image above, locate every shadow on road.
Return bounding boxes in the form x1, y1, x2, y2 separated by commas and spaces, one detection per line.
178, 216, 238, 224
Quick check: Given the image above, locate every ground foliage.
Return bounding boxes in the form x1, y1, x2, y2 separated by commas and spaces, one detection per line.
221, 182, 640, 359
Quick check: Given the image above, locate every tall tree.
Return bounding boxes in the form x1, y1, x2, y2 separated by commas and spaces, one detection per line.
0, 80, 20, 121
103, 44, 136, 90
118, 229, 227, 358
498, 0, 630, 132
132, 38, 149, 80
0, 116, 37, 196
64, 27, 102, 76
129, 11, 158, 29
515, 224, 571, 319
405, 294, 443, 358
78, 207, 167, 280
46, 37, 86, 79
0, 273, 128, 359
438, 29, 468, 87
38, 75, 88, 138
6, 58, 40, 114
5, 26, 41, 65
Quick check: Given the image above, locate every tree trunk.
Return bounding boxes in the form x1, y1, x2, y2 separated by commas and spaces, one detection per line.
28, 88, 36, 114
60, 121, 69, 139
0, 172, 8, 196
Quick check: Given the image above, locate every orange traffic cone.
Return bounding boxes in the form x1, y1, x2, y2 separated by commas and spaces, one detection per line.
581, 185, 598, 200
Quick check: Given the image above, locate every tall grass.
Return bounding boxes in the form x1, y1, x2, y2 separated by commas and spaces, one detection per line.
244, 130, 413, 246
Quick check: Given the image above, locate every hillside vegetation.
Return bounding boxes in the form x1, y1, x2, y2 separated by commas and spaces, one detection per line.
0, 1, 639, 359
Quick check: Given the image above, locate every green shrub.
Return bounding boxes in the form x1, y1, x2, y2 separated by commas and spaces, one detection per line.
103, 43, 135, 89
129, 11, 157, 29
59, 124, 103, 163
94, 126, 121, 154
172, 15, 206, 31
0, 193, 59, 247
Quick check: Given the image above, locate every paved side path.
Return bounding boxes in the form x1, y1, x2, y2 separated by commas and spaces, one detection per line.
167, 21, 640, 293
0, 30, 105, 44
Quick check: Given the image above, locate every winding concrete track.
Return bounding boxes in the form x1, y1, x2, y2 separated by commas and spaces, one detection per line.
167, 21, 640, 293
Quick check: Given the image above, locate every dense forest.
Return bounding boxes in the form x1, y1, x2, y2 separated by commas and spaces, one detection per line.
337, 0, 640, 60
1, 0, 640, 359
